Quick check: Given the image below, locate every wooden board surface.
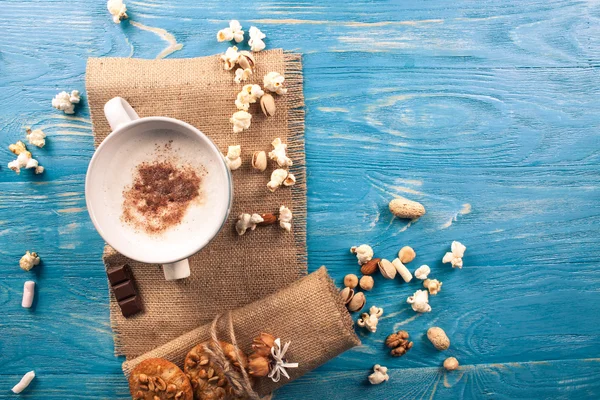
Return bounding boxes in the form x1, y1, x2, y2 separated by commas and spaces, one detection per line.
1, 0, 599, 398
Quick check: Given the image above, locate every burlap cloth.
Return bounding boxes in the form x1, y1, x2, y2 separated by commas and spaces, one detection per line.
86, 50, 308, 358
122, 267, 360, 395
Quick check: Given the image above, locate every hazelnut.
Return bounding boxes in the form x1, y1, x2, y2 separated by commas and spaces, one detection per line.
427, 327, 450, 350
443, 357, 459, 371
398, 246, 416, 263
344, 273, 358, 288
359, 275, 374, 291
347, 291, 365, 312
251, 151, 267, 172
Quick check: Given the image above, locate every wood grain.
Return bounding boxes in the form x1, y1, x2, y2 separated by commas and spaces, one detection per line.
1, 0, 599, 398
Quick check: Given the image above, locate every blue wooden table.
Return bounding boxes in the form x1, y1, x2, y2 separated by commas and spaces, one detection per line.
1, 0, 599, 398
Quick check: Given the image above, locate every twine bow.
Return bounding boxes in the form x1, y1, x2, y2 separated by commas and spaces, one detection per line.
268, 338, 299, 383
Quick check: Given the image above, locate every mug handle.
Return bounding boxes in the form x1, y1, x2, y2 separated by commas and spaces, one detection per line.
104, 97, 191, 281
163, 259, 191, 281
104, 97, 140, 131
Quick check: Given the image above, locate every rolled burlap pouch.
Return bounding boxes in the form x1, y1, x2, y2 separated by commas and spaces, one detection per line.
122, 266, 360, 396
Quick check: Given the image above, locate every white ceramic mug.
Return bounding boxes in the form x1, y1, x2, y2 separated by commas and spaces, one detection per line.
86, 97, 232, 280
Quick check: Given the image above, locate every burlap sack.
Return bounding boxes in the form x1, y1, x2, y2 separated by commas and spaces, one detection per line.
122, 267, 361, 396
86, 50, 307, 358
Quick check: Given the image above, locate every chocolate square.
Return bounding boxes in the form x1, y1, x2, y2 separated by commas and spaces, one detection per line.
118, 296, 143, 318
113, 280, 137, 301
107, 264, 132, 286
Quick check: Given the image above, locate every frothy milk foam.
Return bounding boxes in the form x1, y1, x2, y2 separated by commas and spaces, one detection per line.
100, 128, 230, 256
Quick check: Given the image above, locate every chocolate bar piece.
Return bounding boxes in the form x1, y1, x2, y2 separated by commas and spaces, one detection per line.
113, 280, 137, 301
107, 264, 132, 286
118, 296, 143, 318
106, 264, 143, 318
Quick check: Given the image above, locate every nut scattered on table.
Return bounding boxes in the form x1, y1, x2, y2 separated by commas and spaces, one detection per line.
347, 291, 366, 312
340, 287, 354, 305
427, 327, 450, 350
359, 275, 374, 291
260, 93, 276, 116
398, 246, 416, 263
377, 259, 396, 280
344, 274, 358, 289
385, 330, 413, 357
443, 357, 459, 371
360, 257, 380, 275
423, 278, 443, 295
251, 151, 267, 172
388, 196, 425, 219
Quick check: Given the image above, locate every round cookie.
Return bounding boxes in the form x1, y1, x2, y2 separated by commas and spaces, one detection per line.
129, 358, 193, 400
184, 341, 249, 400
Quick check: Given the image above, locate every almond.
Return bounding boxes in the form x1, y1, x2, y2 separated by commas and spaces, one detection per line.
257, 213, 277, 225
360, 257, 381, 275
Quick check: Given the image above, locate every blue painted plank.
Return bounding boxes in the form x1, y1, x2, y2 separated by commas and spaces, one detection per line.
1, 359, 599, 399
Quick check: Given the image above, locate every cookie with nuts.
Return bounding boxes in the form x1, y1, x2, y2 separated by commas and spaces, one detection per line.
184, 341, 248, 400
128, 358, 193, 400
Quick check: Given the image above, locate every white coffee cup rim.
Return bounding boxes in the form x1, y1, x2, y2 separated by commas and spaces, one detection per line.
85, 115, 232, 265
